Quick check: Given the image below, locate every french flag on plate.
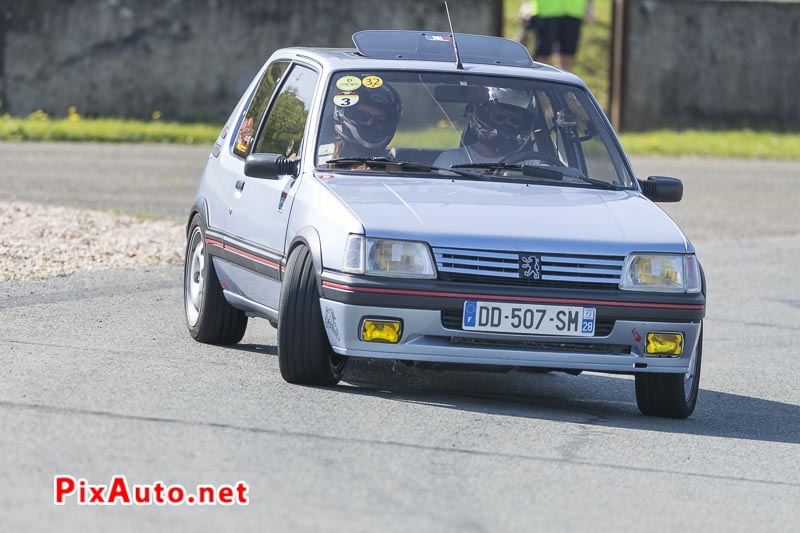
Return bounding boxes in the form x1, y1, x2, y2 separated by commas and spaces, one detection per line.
426, 35, 452, 42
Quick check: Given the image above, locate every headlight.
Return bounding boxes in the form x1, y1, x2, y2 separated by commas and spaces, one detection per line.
342, 235, 436, 279
619, 254, 701, 293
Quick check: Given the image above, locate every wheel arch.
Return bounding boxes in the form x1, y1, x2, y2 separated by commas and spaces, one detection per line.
186, 197, 210, 236
286, 226, 324, 290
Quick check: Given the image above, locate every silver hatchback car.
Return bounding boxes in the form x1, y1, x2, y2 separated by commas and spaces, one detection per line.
184, 31, 705, 418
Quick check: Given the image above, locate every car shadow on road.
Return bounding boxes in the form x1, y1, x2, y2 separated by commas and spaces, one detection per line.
228, 344, 800, 445
333, 358, 800, 446
232, 343, 278, 356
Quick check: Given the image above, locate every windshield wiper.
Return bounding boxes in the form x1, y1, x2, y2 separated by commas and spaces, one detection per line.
451, 162, 622, 190
566, 175, 624, 190
325, 157, 486, 180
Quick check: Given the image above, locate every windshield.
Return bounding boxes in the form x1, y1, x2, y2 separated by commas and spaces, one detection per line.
316, 70, 634, 188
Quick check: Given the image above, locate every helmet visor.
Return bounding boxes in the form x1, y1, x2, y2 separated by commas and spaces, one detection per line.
477, 102, 534, 135
343, 105, 397, 143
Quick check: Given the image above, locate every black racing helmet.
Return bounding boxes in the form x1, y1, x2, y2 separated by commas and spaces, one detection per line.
467, 87, 536, 155
334, 82, 402, 149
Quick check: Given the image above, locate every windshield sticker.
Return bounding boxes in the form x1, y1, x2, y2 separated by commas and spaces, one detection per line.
334, 92, 359, 107
317, 143, 335, 167
336, 76, 362, 91
362, 75, 383, 89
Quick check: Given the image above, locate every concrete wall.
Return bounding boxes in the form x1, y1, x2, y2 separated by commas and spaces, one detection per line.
0, 0, 501, 122
616, 0, 800, 131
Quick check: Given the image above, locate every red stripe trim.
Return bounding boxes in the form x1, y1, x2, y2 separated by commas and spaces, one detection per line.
321, 281, 705, 310
225, 244, 280, 269
204, 238, 280, 269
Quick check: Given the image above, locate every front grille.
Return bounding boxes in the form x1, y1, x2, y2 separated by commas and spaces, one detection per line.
441, 310, 615, 336
433, 247, 624, 289
449, 337, 631, 355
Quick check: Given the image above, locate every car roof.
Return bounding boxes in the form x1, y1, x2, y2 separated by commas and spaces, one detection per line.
265, 47, 589, 89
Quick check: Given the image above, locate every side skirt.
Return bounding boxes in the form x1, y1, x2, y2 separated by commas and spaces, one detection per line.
223, 290, 279, 322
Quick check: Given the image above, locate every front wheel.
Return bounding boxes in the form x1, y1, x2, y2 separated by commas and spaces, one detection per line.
277, 245, 346, 386
635, 326, 702, 419
184, 215, 247, 344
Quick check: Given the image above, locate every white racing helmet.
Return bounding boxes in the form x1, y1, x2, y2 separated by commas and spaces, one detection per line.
468, 87, 536, 155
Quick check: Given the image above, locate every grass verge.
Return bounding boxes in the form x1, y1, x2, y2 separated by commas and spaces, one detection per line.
3, 119, 799, 160
619, 130, 800, 160
0, 117, 220, 144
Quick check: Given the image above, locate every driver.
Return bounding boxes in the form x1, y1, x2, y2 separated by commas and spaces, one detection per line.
434, 87, 537, 169
324, 82, 402, 162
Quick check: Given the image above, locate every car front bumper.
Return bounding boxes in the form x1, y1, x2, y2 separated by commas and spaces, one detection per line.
319, 272, 705, 375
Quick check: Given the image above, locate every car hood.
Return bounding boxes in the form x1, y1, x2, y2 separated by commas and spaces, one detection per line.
320, 174, 690, 255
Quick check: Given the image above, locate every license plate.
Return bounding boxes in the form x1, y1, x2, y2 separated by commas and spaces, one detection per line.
462, 301, 596, 336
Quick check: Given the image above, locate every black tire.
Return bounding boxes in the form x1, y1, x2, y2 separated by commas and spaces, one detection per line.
277, 245, 346, 386
635, 326, 702, 419
184, 215, 247, 345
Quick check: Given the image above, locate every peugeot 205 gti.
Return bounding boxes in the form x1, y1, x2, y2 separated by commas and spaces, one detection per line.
184, 31, 706, 418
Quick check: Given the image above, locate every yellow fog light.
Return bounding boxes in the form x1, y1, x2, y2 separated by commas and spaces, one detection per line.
361, 319, 402, 344
645, 332, 684, 356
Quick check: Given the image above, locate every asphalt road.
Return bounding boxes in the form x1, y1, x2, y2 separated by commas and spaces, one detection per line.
1, 143, 799, 531
2, 142, 799, 243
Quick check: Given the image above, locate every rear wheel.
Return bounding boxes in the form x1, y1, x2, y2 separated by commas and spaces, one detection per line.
278, 244, 346, 385
184, 215, 247, 344
635, 326, 702, 418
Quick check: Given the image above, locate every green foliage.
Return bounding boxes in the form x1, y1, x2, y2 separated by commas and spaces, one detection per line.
0, 117, 220, 144
256, 91, 308, 155
618, 130, 800, 160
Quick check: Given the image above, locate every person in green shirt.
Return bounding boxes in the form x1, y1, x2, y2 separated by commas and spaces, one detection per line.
517, 0, 594, 72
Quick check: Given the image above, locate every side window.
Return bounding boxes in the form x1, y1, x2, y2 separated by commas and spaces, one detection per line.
255, 64, 319, 157
233, 61, 290, 158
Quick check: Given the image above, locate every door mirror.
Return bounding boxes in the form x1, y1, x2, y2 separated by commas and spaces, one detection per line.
244, 153, 299, 179
639, 176, 683, 203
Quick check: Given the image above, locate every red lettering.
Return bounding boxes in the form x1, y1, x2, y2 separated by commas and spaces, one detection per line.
134, 485, 151, 504
54, 476, 76, 505
153, 482, 166, 504
54, 476, 252, 506
235, 482, 249, 505
218, 486, 234, 504
107, 476, 131, 504
167, 486, 185, 504
88, 485, 105, 504
197, 485, 214, 504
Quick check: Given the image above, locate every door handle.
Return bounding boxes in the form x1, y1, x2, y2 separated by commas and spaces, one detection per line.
235, 179, 245, 191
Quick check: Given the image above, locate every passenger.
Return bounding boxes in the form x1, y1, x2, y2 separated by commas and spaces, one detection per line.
322, 83, 402, 162
434, 87, 537, 169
